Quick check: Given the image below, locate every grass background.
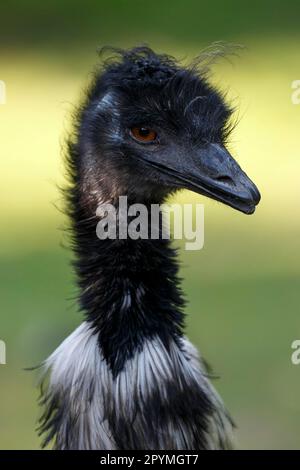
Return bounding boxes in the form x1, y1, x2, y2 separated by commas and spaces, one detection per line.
0, 0, 300, 449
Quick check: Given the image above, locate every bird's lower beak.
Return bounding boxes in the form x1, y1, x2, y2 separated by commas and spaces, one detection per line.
155, 143, 261, 214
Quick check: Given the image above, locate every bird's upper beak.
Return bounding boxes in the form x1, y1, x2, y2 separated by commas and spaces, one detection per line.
145, 143, 261, 214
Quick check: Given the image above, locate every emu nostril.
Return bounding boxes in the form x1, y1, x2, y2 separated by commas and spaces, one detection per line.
215, 175, 233, 185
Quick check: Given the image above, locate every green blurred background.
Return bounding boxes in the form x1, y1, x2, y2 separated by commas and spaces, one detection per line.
1, 0, 300, 450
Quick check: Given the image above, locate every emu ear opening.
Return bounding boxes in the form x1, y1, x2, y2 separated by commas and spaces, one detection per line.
96, 92, 121, 118
97, 92, 114, 111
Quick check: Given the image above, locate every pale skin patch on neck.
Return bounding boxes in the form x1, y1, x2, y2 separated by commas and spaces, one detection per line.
80, 162, 126, 216
79, 91, 124, 212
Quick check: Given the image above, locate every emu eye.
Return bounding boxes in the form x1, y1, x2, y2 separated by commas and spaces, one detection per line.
130, 127, 157, 143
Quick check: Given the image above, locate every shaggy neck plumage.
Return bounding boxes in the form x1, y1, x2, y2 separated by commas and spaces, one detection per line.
70, 187, 186, 376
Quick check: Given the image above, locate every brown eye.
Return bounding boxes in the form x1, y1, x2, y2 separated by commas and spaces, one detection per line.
130, 127, 157, 143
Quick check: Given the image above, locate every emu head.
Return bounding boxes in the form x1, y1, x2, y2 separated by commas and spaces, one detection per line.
78, 46, 260, 213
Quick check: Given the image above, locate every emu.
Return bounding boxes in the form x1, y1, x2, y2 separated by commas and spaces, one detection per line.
39, 46, 260, 450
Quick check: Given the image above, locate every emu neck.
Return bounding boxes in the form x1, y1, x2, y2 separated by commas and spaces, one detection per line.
72, 193, 185, 375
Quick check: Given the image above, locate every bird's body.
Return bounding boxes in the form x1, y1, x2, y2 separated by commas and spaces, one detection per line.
39, 47, 260, 450
43, 323, 233, 449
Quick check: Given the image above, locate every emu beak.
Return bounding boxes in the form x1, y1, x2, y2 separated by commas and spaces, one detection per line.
182, 144, 261, 214
157, 143, 261, 214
